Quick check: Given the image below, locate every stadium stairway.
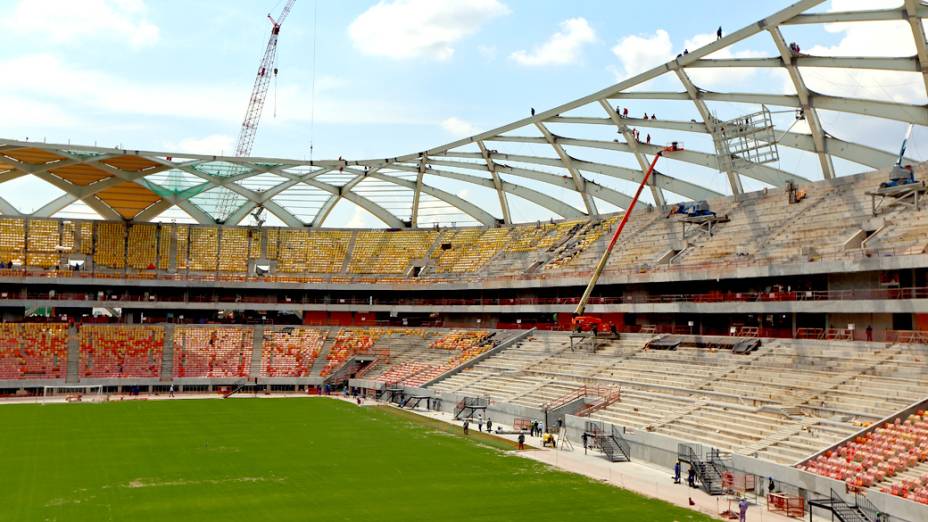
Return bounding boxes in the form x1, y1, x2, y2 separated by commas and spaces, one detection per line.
339, 233, 358, 273
66, 324, 79, 384
309, 334, 336, 377
160, 324, 175, 381
249, 325, 264, 379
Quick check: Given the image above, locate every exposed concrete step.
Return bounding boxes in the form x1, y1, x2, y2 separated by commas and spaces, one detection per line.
309, 333, 337, 377
736, 417, 817, 456
647, 398, 708, 431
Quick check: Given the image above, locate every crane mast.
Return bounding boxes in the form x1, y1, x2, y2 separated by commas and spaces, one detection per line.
234, 0, 296, 158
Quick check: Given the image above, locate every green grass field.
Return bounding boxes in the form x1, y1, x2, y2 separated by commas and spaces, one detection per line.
1, 398, 714, 521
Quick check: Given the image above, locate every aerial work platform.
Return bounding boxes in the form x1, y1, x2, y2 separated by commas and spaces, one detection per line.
675, 213, 731, 238
867, 180, 926, 216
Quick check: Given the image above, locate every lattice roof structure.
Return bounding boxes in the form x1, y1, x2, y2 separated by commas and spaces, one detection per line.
1, 0, 926, 228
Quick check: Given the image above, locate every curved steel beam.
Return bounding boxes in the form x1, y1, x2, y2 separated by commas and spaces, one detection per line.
392, 163, 588, 218
366, 172, 497, 226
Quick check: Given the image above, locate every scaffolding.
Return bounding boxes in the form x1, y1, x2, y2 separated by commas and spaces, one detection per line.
711, 105, 780, 173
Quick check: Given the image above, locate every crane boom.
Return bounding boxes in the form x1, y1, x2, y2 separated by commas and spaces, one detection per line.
574, 143, 682, 318
234, 0, 296, 158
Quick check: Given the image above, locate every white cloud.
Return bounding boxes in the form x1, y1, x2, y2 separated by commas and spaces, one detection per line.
344, 204, 383, 228
0, 95, 77, 129
0, 54, 431, 133
348, 0, 509, 61
510, 18, 596, 66
441, 117, 478, 137
3, 0, 159, 49
611, 29, 672, 78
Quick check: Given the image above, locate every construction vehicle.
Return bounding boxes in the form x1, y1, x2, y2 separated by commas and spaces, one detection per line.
572, 142, 683, 331
881, 124, 916, 189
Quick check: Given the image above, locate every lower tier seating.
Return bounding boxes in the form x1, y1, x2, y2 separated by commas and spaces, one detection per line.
261, 327, 326, 377
800, 412, 928, 504
80, 325, 163, 378
173, 327, 252, 378
427, 332, 928, 468
0, 323, 68, 379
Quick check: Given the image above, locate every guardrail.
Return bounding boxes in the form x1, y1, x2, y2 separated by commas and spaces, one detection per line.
0, 244, 924, 288
8, 285, 928, 307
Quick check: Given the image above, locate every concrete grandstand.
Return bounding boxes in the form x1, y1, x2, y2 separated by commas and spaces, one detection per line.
3, 0, 928, 520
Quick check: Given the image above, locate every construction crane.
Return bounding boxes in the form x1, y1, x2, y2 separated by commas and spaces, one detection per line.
235, 0, 296, 157
572, 142, 683, 332
212, 0, 295, 223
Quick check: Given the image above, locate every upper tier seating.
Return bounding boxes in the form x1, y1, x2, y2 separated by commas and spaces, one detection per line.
0, 218, 25, 264
80, 325, 163, 378
4, 167, 927, 279
127, 224, 157, 270
26, 219, 60, 268
0, 323, 68, 379
349, 230, 436, 274
173, 327, 252, 378
277, 230, 349, 273
261, 327, 326, 377
218, 228, 248, 273
431, 227, 511, 273
428, 332, 928, 466
188, 227, 218, 272
94, 222, 126, 269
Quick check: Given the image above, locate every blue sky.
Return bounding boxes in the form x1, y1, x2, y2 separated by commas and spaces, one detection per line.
0, 0, 923, 227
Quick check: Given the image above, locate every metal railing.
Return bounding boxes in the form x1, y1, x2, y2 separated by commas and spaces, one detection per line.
610, 425, 631, 461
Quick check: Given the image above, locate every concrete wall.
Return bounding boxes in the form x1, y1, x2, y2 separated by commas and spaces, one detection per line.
560, 413, 928, 522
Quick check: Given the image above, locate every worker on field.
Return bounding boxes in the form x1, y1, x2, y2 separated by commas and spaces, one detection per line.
673, 461, 681, 484
463, 420, 470, 435
478, 418, 484, 432
582, 432, 589, 454
518, 432, 526, 450
169, 384, 174, 398
687, 466, 697, 488
486, 419, 493, 433
738, 497, 749, 522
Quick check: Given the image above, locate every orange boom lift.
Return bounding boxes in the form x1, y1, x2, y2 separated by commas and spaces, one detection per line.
572, 142, 683, 332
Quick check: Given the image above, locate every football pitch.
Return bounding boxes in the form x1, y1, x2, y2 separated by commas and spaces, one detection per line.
1, 398, 713, 521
